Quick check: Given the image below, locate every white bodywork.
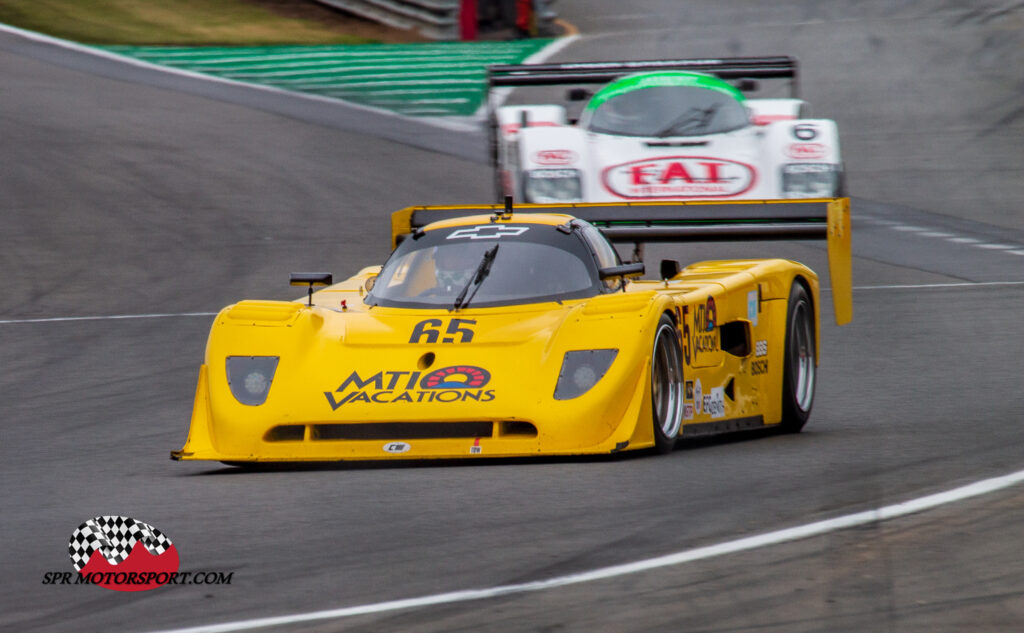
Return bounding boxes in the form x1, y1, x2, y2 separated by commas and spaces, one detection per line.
497, 99, 843, 203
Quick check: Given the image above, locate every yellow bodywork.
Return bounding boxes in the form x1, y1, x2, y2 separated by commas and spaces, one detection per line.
174, 201, 850, 463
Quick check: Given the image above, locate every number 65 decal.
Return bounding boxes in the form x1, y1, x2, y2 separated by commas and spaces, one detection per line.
409, 318, 476, 344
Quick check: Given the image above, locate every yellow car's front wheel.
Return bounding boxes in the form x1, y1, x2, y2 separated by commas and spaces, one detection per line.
781, 281, 816, 432
651, 314, 684, 453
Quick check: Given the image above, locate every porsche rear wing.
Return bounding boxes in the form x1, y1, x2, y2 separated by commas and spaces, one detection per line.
390, 198, 852, 325
486, 57, 799, 92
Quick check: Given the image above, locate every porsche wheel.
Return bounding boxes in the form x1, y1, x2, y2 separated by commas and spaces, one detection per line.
780, 281, 816, 432
651, 314, 684, 453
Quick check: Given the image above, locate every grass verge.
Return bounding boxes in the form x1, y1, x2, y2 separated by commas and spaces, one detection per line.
0, 0, 418, 45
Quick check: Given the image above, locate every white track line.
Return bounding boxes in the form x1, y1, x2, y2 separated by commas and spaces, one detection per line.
3, 280, 1023, 325
477, 34, 581, 115
849, 280, 1024, 291
144, 466, 1024, 633
0, 312, 216, 325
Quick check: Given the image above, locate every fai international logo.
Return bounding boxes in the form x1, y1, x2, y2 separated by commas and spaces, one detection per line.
602, 156, 756, 199
68, 516, 179, 592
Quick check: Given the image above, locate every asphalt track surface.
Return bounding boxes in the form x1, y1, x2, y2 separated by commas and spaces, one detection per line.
2, 2, 1023, 632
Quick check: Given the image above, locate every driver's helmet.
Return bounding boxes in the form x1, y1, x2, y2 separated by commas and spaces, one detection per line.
433, 244, 482, 291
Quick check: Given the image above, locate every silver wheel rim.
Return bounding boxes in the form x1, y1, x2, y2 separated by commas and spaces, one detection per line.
790, 299, 815, 411
652, 323, 683, 439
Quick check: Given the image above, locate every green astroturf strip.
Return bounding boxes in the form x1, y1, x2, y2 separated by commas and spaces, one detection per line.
98, 40, 552, 116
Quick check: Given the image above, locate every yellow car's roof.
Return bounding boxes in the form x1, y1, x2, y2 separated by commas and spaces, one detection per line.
422, 213, 577, 232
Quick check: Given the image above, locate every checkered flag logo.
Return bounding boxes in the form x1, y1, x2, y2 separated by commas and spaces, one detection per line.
68, 516, 173, 572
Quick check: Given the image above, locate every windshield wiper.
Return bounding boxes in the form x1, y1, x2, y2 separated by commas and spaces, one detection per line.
654, 104, 719, 137
453, 244, 499, 311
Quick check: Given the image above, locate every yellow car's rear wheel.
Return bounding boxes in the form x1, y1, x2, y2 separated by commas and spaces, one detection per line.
651, 314, 684, 453
781, 281, 815, 432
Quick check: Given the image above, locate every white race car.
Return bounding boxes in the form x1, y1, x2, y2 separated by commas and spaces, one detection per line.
486, 58, 844, 203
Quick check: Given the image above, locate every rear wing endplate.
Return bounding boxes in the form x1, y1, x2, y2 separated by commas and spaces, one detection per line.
391, 198, 852, 325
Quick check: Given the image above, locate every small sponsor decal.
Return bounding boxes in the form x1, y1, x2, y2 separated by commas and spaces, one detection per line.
383, 442, 411, 454
500, 120, 560, 137
683, 403, 695, 420
747, 290, 758, 326
755, 340, 768, 357
602, 156, 756, 199
752, 114, 795, 126
691, 296, 719, 360
685, 380, 694, 400
470, 437, 482, 455
694, 379, 703, 415
447, 225, 529, 240
532, 149, 578, 165
703, 387, 726, 419
786, 142, 827, 159
751, 359, 769, 376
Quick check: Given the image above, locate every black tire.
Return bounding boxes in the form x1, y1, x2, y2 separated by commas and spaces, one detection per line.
651, 314, 684, 453
780, 281, 816, 432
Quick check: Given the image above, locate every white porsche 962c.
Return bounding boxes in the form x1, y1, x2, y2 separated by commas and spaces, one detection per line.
487, 57, 844, 203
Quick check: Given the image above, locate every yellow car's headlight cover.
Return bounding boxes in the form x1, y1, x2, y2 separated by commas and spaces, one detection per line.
554, 349, 618, 400
226, 356, 279, 406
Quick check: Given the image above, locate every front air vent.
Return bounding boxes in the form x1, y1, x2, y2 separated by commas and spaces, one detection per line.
499, 421, 538, 437
311, 422, 494, 441
264, 425, 305, 442
645, 141, 709, 148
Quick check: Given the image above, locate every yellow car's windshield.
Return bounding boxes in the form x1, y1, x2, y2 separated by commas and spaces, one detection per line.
367, 223, 603, 309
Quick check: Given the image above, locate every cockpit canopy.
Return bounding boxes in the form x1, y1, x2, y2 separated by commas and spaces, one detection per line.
580, 71, 750, 138
367, 217, 622, 309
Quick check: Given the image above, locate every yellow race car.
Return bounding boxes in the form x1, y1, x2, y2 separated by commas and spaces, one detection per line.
172, 198, 850, 464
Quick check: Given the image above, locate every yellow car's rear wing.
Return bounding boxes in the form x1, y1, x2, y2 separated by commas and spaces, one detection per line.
391, 198, 852, 325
